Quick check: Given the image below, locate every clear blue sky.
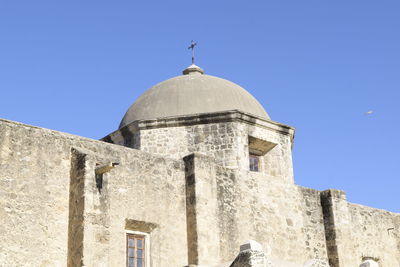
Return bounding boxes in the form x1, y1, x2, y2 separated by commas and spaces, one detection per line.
0, 1, 399, 212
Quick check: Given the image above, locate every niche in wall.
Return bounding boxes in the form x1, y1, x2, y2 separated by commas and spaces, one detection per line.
248, 136, 276, 172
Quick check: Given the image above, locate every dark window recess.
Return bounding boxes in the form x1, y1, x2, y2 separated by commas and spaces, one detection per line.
249, 154, 260, 172
127, 234, 145, 267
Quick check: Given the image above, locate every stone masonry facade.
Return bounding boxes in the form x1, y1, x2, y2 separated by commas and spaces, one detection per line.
1, 110, 399, 266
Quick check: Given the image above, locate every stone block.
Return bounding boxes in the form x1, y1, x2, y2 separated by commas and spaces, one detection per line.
240, 240, 263, 252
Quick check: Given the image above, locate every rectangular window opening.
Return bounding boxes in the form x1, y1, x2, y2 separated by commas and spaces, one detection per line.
248, 135, 277, 172
249, 153, 260, 172
126, 233, 146, 267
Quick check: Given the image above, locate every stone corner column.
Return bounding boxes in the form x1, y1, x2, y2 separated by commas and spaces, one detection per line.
320, 189, 353, 267
183, 153, 221, 266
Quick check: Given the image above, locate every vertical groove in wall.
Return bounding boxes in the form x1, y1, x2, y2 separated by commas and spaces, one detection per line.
67, 148, 87, 267
184, 154, 199, 265
320, 190, 340, 267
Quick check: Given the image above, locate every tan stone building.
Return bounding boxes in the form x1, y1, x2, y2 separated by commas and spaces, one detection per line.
0, 64, 399, 267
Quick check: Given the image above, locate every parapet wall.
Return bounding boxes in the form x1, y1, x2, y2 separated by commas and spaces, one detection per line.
321, 189, 400, 267
216, 170, 329, 265
0, 120, 71, 266
0, 119, 188, 267
185, 153, 400, 267
347, 203, 400, 266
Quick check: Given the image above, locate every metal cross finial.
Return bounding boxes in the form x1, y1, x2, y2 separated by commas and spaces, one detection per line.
188, 40, 197, 64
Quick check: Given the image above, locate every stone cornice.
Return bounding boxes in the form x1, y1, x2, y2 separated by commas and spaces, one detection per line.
102, 110, 295, 142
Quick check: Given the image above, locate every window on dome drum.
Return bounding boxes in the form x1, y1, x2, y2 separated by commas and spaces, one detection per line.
248, 136, 277, 172
127, 234, 146, 267
249, 153, 260, 172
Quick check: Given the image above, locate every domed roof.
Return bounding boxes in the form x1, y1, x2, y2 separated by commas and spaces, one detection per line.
119, 64, 270, 128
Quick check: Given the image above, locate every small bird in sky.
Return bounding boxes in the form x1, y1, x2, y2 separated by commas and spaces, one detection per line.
365, 110, 374, 115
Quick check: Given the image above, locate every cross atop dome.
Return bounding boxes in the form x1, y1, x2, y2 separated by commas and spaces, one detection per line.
184, 40, 204, 75
188, 40, 197, 65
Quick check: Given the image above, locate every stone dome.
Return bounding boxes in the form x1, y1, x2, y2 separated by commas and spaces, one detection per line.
119, 64, 270, 128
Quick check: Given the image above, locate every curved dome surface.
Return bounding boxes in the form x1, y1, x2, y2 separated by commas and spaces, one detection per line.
119, 65, 270, 128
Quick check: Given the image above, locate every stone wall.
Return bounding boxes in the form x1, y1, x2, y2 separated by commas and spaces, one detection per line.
104, 151, 187, 266
139, 122, 244, 169
321, 189, 400, 267
184, 153, 221, 266
216, 169, 329, 265
0, 120, 71, 267
2, 115, 400, 267
347, 203, 400, 266
182, 153, 329, 266
0, 119, 188, 267
103, 111, 295, 184
239, 121, 294, 184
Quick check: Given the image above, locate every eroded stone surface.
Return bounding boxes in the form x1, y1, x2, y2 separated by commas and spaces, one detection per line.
1, 110, 400, 267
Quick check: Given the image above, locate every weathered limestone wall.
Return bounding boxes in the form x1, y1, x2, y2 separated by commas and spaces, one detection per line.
104, 111, 295, 184
239, 121, 294, 184
3, 115, 399, 267
217, 170, 329, 265
0, 119, 188, 267
183, 153, 329, 266
184, 153, 221, 266
139, 122, 244, 169
321, 189, 400, 267
104, 152, 187, 266
348, 203, 400, 266
0, 120, 71, 267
